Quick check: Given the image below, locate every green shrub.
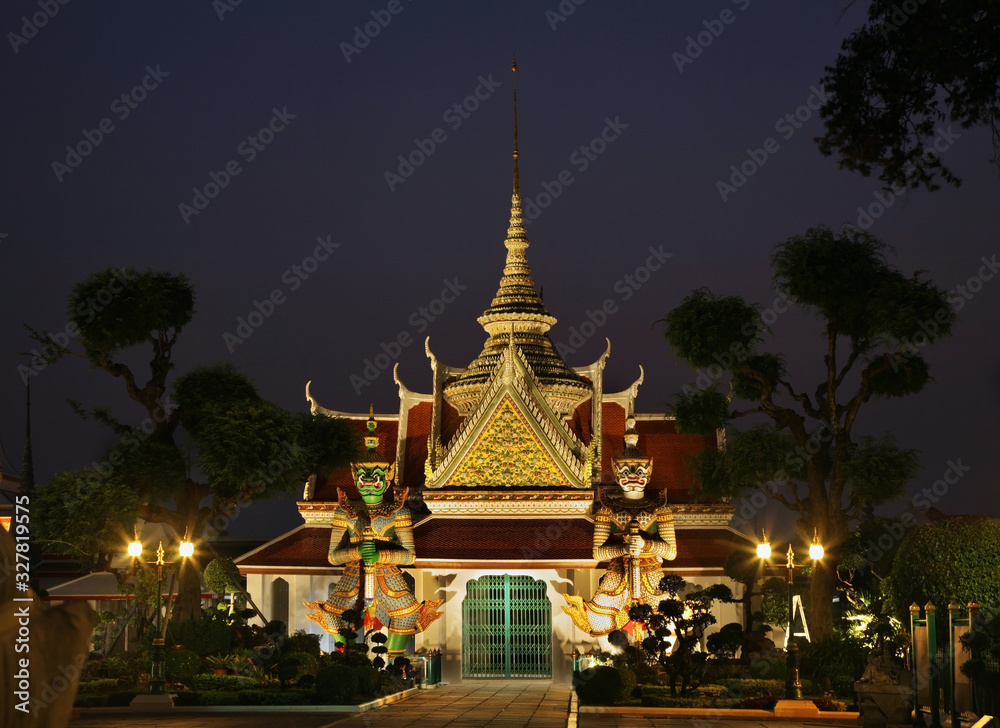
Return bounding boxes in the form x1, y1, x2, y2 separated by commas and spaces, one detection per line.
76, 678, 118, 694
190, 673, 259, 691
237, 689, 310, 705
695, 684, 729, 698
615, 667, 637, 703
315, 664, 359, 704
281, 630, 322, 658
575, 666, 623, 706
165, 648, 202, 683
165, 615, 233, 657
639, 686, 742, 708
715, 677, 815, 697
279, 651, 319, 682
356, 665, 380, 698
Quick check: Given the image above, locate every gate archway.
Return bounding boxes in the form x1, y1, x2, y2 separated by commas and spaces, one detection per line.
462, 574, 551, 679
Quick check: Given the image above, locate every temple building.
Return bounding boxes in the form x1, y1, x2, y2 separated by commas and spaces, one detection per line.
236, 65, 753, 684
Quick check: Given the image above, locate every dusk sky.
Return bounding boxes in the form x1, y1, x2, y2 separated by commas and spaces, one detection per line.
2, 1, 997, 541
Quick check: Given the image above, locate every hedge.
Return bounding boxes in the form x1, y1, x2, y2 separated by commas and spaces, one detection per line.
189, 673, 259, 691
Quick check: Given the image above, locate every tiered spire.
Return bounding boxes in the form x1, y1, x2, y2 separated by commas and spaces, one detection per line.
443, 59, 589, 416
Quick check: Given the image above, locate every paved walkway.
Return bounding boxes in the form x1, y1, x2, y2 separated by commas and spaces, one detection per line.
330, 682, 570, 728
68, 683, 571, 728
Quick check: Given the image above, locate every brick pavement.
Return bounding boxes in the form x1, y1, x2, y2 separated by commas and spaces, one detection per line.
67, 682, 572, 728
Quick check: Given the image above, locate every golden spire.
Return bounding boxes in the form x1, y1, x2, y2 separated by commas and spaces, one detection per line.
512, 56, 520, 197
442, 58, 589, 416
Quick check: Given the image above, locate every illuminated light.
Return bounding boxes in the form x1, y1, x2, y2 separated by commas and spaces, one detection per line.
809, 528, 824, 560
179, 540, 194, 558
128, 540, 143, 557
757, 542, 771, 559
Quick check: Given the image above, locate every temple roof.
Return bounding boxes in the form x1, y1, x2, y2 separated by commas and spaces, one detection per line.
443, 61, 588, 417
235, 521, 752, 575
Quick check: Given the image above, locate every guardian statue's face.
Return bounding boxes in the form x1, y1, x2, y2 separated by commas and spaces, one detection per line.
356, 464, 392, 504
614, 461, 651, 499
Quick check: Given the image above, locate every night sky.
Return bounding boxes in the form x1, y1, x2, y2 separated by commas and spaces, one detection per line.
2, 1, 997, 541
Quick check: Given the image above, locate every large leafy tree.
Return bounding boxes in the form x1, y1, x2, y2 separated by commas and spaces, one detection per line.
659, 226, 952, 640
816, 0, 1000, 191
30, 268, 358, 621
887, 516, 1000, 623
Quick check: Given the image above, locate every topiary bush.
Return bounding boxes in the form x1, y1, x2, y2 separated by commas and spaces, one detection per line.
190, 673, 259, 691
315, 664, 359, 704
615, 667, 637, 703
281, 630, 322, 659
887, 517, 1000, 631
574, 666, 623, 706
165, 615, 233, 657
165, 648, 202, 684
76, 678, 118, 694
356, 665, 380, 698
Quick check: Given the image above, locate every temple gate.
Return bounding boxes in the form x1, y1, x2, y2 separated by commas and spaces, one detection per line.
462, 575, 552, 679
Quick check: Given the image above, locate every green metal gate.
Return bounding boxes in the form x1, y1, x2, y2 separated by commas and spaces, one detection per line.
462, 574, 552, 679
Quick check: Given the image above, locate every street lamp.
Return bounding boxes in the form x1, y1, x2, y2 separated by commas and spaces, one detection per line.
128, 532, 194, 694
758, 529, 824, 700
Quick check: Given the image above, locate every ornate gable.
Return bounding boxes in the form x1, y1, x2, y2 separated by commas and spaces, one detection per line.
426, 339, 589, 488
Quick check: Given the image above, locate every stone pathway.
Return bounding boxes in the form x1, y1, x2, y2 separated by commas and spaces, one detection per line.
330, 682, 570, 728
68, 683, 572, 728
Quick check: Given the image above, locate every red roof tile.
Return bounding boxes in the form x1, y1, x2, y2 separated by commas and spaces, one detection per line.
235, 523, 748, 574
634, 418, 718, 504
236, 526, 333, 568
568, 399, 592, 444
441, 401, 463, 445
401, 401, 432, 487
414, 517, 594, 560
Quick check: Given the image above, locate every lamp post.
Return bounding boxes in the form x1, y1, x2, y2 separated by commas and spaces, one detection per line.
128, 532, 194, 694
758, 530, 824, 700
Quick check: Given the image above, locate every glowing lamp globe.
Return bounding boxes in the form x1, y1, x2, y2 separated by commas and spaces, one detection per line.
809, 542, 824, 560
756, 542, 771, 559
128, 540, 142, 558
179, 541, 194, 558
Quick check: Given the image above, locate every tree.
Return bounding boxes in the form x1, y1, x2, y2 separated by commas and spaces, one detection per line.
204, 557, 245, 615
886, 516, 1000, 623
816, 0, 1000, 191
724, 547, 766, 632
659, 226, 949, 640
29, 268, 358, 621
34, 468, 139, 573
631, 574, 733, 697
